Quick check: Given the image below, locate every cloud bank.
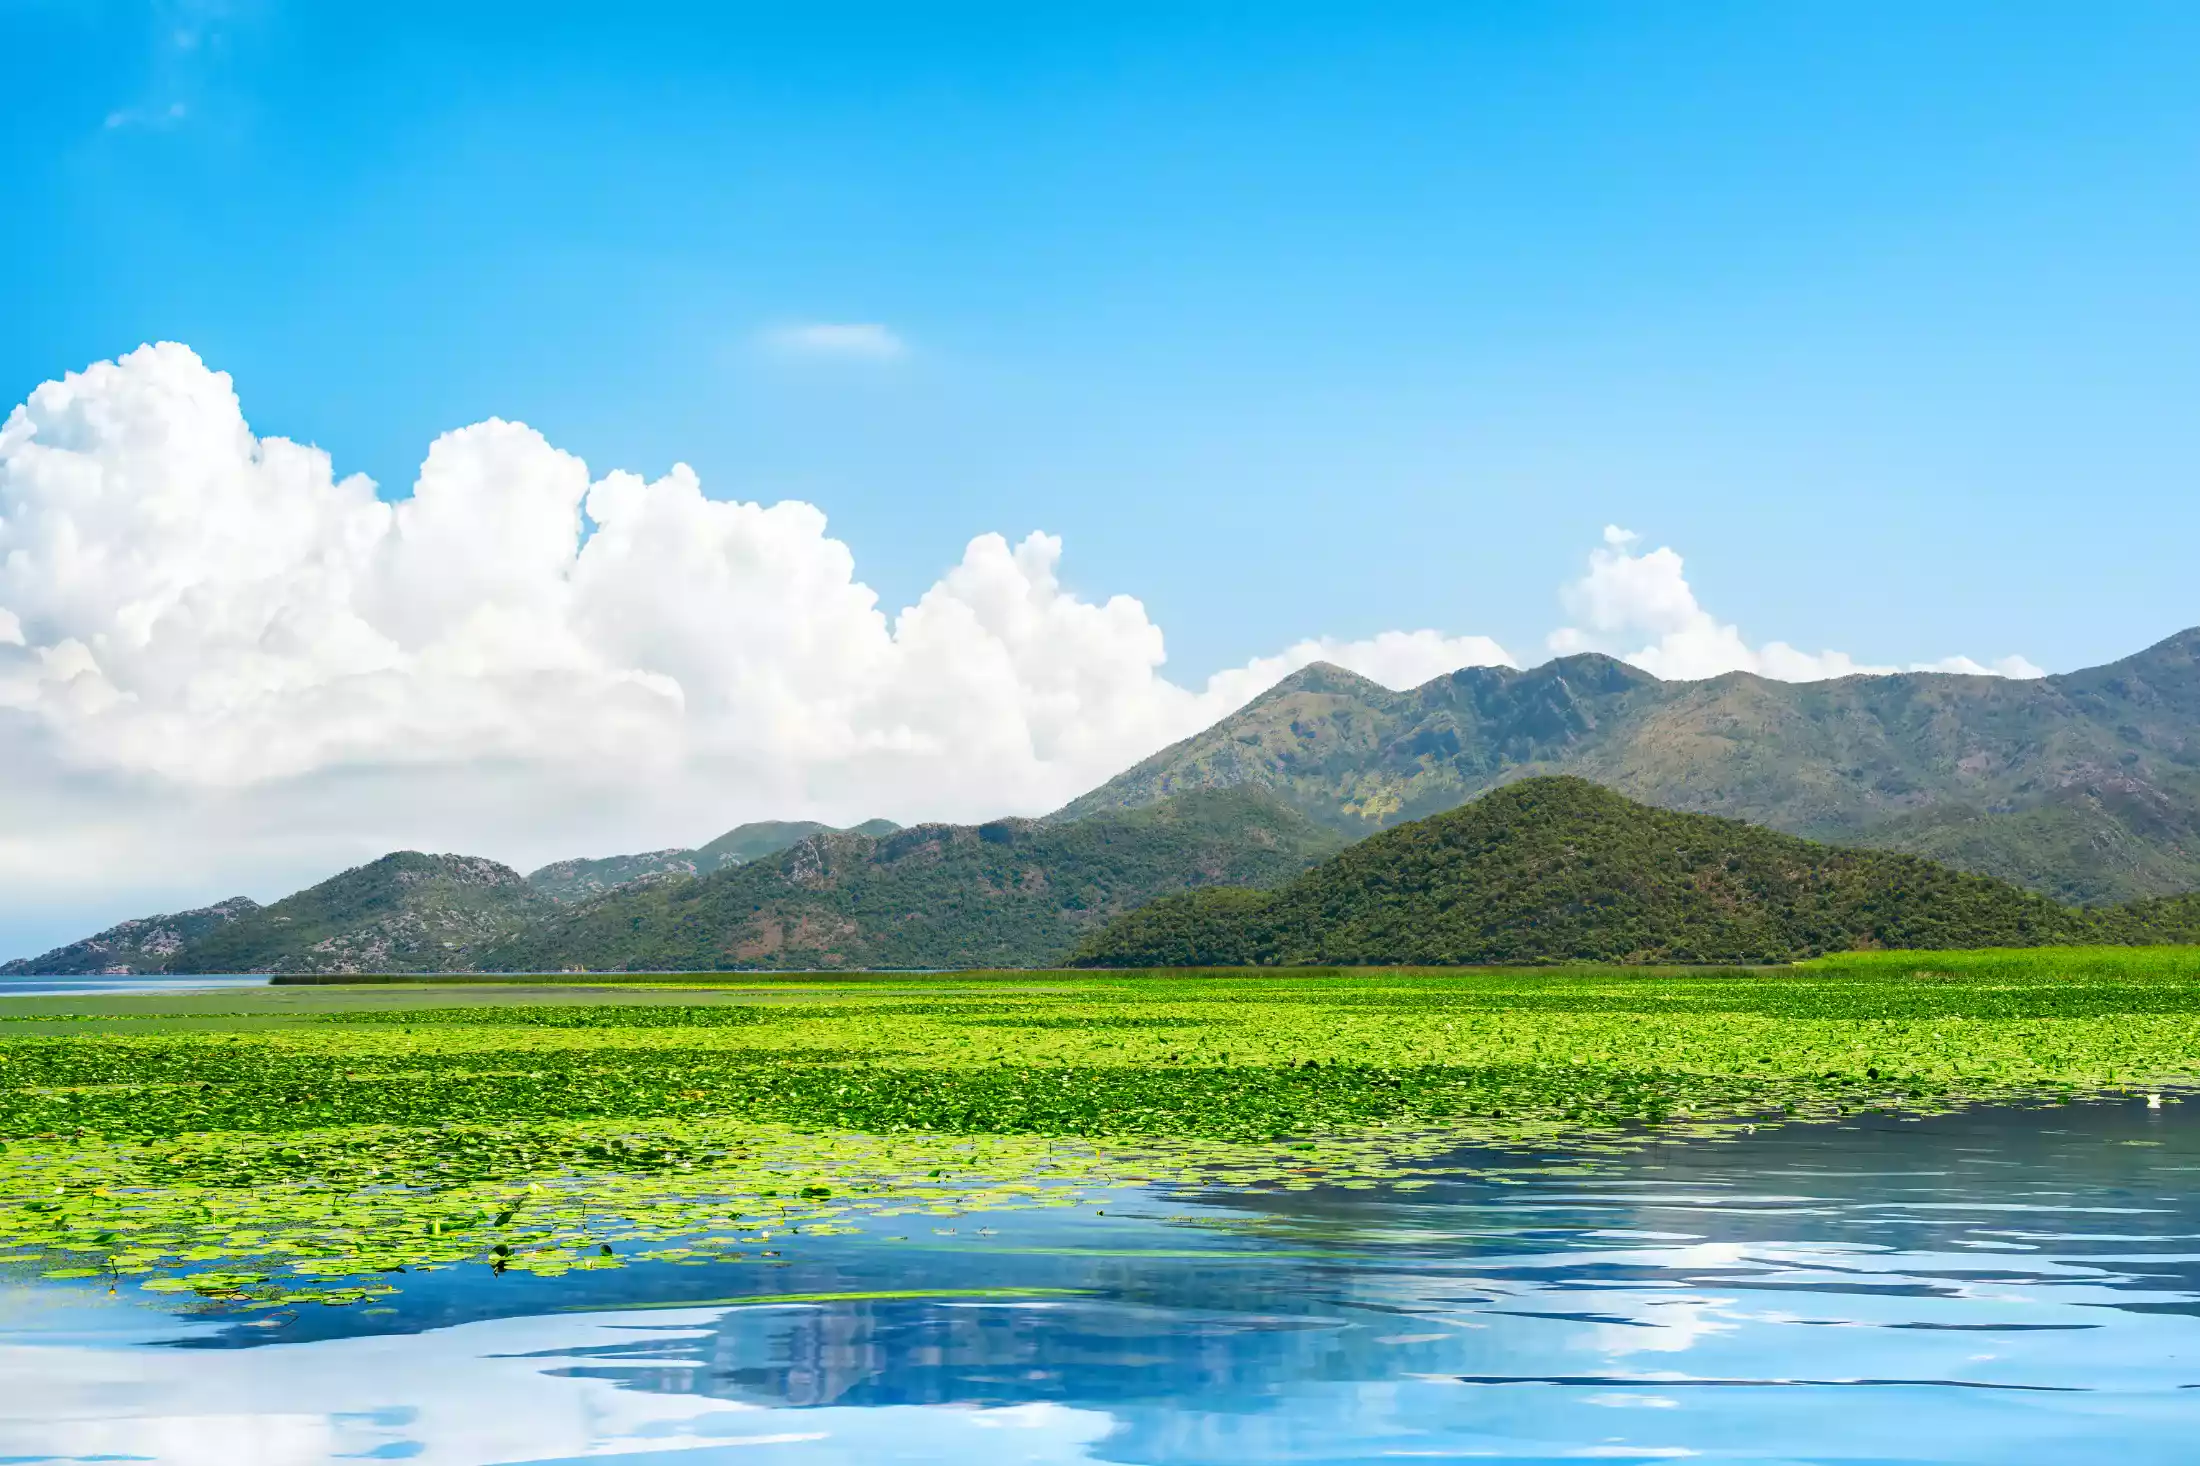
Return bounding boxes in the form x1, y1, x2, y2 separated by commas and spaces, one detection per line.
0, 345, 1510, 924
0, 347, 2040, 942
1549, 527, 2045, 681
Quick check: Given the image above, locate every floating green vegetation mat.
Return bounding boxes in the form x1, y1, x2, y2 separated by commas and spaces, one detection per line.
4, 946, 2198, 1310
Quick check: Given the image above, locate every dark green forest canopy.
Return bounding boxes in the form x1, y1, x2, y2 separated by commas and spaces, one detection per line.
1074, 778, 2200, 967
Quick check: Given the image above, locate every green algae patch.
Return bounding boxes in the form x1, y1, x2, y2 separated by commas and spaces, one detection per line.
6, 952, 2200, 1310
0, 1116, 1611, 1308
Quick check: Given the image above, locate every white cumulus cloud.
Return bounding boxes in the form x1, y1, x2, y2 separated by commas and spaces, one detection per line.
1548, 526, 2044, 682
762, 322, 909, 360
1204, 630, 1516, 711
0, 344, 1506, 937
0, 347, 2052, 951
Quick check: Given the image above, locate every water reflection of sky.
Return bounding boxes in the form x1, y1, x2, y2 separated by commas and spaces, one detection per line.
0, 975, 272, 998
5, 1098, 2200, 1464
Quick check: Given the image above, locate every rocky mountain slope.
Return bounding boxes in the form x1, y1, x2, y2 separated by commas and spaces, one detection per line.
173, 853, 547, 975
1073, 777, 2200, 967
0, 897, 261, 976
484, 788, 1343, 971
1054, 628, 2200, 904
524, 849, 704, 904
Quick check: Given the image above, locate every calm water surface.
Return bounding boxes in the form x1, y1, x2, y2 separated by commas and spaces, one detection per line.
3, 1098, 2197, 1464
0, 976, 272, 998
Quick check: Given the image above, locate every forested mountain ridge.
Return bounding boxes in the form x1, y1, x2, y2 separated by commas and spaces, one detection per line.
483, 787, 1344, 972
1072, 777, 2200, 968
1053, 628, 2200, 904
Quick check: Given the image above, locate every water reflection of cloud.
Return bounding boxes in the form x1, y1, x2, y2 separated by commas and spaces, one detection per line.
0, 1311, 1119, 1466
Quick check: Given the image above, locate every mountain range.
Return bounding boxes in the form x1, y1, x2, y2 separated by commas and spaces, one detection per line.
1, 797, 1335, 975
483, 788, 1340, 972
9, 626, 2200, 974
1057, 627, 2200, 905
0, 819, 898, 976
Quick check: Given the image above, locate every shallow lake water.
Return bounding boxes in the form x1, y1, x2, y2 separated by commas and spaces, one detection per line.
4, 1096, 2198, 1464
0, 976, 273, 998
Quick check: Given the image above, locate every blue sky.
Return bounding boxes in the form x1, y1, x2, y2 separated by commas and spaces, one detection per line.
6, 1, 2200, 955
10, 0, 2198, 679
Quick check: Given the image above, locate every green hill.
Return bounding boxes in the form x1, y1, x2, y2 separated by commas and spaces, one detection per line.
1051, 629, 2200, 905
0, 897, 260, 976
176, 853, 547, 974
524, 849, 703, 903
1072, 777, 2200, 967
527, 819, 904, 902
695, 818, 900, 867
483, 788, 1342, 972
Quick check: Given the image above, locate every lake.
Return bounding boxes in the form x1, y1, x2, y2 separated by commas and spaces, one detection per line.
2, 1094, 2194, 1464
